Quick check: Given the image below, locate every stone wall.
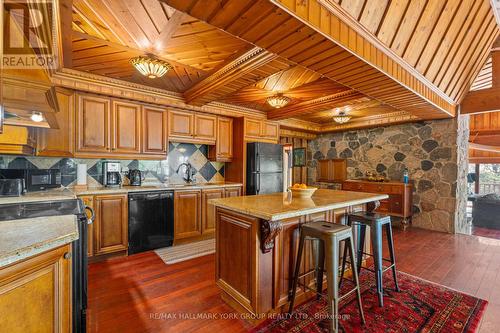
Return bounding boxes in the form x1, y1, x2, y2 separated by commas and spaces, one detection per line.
307, 118, 469, 233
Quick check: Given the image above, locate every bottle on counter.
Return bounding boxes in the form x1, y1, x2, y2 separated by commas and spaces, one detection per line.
403, 168, 409, 184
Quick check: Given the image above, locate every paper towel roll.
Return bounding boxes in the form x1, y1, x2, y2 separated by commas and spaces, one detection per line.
77, 164, 87, 185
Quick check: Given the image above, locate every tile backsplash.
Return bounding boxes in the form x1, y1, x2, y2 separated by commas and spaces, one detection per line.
0, 143, 224, 187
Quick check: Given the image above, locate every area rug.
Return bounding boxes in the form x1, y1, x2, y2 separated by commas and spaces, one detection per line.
252, 270, 487, 333
154, 239, 215, 264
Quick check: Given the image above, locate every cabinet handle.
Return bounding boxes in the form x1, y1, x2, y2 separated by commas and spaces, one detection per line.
64, 252, 72, 260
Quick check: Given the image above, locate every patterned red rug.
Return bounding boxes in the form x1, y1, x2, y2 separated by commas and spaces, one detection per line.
252, 270, 487, 333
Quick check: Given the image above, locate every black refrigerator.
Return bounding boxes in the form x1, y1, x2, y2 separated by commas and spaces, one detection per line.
246, 142, 283, 195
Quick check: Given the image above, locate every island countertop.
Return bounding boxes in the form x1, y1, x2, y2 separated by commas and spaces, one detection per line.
210, 189, 389, 221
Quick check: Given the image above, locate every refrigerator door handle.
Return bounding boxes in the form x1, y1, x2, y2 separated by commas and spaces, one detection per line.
256, 173, 260, 194
256, 152, 260, 172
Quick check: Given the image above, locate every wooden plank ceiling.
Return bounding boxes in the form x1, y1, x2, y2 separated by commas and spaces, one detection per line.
63, 0, 500, 132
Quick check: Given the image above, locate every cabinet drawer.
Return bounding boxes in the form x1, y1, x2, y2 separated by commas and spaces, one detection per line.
376, 199, 391, 213
390, 195, 403, 214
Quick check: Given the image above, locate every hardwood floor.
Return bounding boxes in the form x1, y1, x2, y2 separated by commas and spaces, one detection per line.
88, 227, 500, 332
472, 226, 500, 240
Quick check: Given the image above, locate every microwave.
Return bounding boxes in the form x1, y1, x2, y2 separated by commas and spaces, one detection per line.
0, 169, 62, 192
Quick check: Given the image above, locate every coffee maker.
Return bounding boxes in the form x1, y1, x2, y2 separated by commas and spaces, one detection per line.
102, 162, 122, 187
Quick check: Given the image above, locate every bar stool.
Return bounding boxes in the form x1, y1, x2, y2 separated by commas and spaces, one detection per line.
339, 212, 400, 307
289, 221, 365, 333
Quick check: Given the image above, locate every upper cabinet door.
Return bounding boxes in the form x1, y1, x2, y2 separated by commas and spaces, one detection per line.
111, 101, 141, 154
216, 117, 233, 160
168, 110, 194, 141
245, 118, 262, 139
261, 121, 279, 141
194, 114, 216, 143
142, 106, 167, 155
76, 94, 110, 153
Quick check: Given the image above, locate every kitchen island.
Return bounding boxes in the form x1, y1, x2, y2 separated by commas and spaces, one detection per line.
210, 189, 388, 319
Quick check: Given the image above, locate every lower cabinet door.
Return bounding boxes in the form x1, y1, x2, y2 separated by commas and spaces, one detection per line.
0, 244, 72, 333
174, 190, 202, 240
224, 186, 242, 197
202, 188, 225, 235
94, 194, 128, 255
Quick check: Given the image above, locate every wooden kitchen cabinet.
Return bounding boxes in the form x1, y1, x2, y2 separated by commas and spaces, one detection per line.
168, 110, 216, 144
194, 113, 216, 143
168, 109, 194, 140
76, 94, 111, 153
244, 118, 279, 143
317, 159, 347, 183
80, 195, 95, 258
225, 186, 242, 197
142, 106, 167, 155
342, 180, 413, 224
244, 118, 262, 140
209, 116, 233, 162
0, 244, 71, 332
36, 87, 75, 157
261, 121, 279, 140
202, 188, 225, 236
174, 190, 202, 240
111, 100, 141, 154
74, 93, 167, 159
94, 194, 128, 255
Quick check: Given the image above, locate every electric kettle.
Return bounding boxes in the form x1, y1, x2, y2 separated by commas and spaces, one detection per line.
128, 169, 143, 186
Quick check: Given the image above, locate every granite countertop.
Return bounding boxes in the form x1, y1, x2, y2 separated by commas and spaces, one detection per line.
73, 181, 243, 195
0, 188, 77, 205
210, 189, 388, 221
0, 182, 243, 204
0, 215, 79, 268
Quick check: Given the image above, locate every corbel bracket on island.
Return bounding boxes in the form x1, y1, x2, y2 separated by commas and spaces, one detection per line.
260, 220, 283, 253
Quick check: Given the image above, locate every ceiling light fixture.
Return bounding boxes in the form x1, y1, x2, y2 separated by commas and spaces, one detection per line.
30, 112, 44, 122
130, 56, 172, 79
266, 93, 291, 108
333, 108, 351, 124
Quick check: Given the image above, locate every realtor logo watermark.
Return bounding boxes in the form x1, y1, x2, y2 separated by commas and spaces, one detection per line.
2, 0, 57, 69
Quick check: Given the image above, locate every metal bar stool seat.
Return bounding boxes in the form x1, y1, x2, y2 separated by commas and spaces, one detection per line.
340, 211, 400, 307
289, 221, 365, 333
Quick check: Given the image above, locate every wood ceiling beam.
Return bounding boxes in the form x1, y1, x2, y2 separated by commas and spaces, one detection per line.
461, 49, 500, 115
319, 111, 420, 133
267, 89, 362, 120
460, 86, 500, 115
183, 46, 279, 105
55, 0, 73, 68
154, 11, 185, 52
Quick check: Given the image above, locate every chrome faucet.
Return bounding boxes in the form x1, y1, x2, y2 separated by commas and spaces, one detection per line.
176, 162, 195, 183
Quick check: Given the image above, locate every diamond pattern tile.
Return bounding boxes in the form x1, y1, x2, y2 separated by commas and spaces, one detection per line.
0, 142, 227, 186
198, 162, 217, 182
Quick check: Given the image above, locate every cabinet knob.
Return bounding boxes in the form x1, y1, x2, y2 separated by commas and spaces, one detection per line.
64, 252, 72, 260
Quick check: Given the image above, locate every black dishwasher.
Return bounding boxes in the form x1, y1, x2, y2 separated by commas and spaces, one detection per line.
128, 191, 174, 254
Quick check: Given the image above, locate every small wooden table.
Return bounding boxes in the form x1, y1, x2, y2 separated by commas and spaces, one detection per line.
209, 189, 387, 319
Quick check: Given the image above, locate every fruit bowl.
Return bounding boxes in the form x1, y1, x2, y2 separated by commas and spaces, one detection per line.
288, 185, 317, 198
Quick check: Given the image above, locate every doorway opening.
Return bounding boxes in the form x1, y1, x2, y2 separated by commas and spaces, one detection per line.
467, 163, 500, 239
